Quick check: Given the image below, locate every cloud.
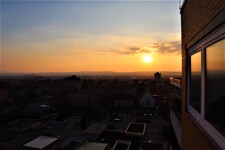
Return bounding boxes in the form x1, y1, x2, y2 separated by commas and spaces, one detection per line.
114, 47, 141, 55
113, 41, 181, 55
150, 41, 181, 54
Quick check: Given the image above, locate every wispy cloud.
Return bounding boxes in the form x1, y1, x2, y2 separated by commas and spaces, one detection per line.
113, 41, 181, 55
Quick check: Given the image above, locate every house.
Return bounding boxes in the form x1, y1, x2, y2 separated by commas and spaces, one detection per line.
181, 0, 225, 149
140, 92, 155, 108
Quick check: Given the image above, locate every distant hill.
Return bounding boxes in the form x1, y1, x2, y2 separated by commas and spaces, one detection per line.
0, 71, 181, 79
76, 71, 181, 77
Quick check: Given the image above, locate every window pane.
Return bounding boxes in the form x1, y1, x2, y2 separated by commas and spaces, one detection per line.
190, 52, 201, 113
205, 38, 225, 136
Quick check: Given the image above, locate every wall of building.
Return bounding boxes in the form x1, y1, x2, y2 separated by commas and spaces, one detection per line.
181, 0, 225, 49
181, 0, 225, 149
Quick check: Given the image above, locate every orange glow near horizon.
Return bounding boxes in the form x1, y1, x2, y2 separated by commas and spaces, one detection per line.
2, 49, 181, 73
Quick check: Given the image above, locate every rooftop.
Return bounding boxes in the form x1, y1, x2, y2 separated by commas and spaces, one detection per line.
23, 136, 58, 150
125, 123, 146, 137
78, 142, 108, 150
8, 118, 41, 132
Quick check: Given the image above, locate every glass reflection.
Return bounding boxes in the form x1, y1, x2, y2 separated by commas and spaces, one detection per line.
190, 51, 201, 113
205, 38, 225, 136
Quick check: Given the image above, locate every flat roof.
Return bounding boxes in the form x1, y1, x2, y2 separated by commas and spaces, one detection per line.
84, 123, 108, 134
126, 123, 146, 135
112, 140, 131, 150
23, 136, 58, 149
9, 118, 41, 132
141, 141, 170, 150
78, 142, 108, 150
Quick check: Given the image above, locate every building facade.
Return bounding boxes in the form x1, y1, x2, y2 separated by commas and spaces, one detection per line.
181, 0, 225, 149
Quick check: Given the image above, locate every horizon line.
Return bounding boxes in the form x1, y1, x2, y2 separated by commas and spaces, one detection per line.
0, 70, 182, 74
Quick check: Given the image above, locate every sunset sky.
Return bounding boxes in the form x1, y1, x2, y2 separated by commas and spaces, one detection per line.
1, 0, 181, 73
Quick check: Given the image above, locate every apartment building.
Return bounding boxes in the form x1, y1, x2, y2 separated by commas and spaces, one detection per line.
181, 0, 225, 149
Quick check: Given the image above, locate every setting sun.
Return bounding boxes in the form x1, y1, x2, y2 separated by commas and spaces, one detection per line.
142, 54, 153, 63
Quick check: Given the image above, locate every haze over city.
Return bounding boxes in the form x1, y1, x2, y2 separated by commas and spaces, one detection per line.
1, 0, 181, 74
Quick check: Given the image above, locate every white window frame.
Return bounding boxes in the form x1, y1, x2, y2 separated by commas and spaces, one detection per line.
179, 0, 186, 9
188, 48, 202, 120
187, 25, 225, 149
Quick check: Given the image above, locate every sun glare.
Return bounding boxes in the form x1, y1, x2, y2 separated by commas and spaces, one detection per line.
142, 54, 153, 63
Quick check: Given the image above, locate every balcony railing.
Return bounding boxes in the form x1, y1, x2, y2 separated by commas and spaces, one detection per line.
170, 110, 181, 148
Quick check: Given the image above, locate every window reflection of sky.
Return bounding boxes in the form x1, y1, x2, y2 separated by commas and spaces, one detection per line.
190, 51, 201, 113
205, 38, 225, 137
206, 39, 225, 71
